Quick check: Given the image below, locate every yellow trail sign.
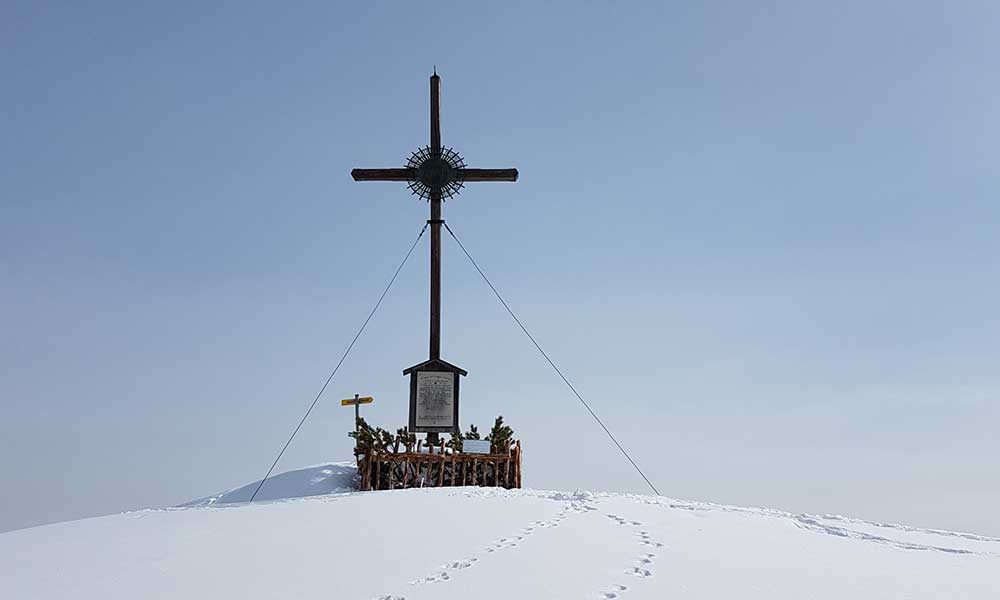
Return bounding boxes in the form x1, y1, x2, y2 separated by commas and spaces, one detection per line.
341, 396, 374, 406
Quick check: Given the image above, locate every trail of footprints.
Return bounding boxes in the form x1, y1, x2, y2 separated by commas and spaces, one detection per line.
597, 513, 665, 598
405, 499, 596, 589
373, 499, 663, 600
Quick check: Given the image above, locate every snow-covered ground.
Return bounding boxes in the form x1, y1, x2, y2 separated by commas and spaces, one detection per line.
181, 462, 358, 506
1, 463, 997, 599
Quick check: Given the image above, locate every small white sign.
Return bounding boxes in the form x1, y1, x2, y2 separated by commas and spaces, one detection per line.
463, 439, 491, 455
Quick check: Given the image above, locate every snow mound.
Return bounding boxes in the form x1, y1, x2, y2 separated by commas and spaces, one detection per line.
182, 461, 357, 506
2, 463, 998, 599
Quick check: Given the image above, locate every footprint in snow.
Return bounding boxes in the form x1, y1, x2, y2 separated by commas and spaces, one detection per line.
636, 533, 664, 548
606, 514, 644, 528
410, 571, 451, 584
625, 567, 653, 578
485, 541, 518, 552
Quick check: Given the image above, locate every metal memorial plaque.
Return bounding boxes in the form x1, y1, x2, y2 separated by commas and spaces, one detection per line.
462, 439, 491, 455
414, 371, 456, 430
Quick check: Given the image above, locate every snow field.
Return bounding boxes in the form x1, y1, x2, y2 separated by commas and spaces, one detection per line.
1, 466, 997, 599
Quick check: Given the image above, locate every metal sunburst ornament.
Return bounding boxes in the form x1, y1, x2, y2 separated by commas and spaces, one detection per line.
406, 146, 467, 201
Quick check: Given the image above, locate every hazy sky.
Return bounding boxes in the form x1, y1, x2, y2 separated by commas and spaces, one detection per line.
2, 1, 999, 536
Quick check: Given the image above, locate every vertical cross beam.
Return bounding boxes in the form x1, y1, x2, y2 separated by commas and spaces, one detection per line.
350, 69, 518, 369
429, 72, 442, 361
430, 71, 441, 153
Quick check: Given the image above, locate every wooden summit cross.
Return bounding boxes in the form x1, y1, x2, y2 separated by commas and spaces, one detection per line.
351, 70, 518, 443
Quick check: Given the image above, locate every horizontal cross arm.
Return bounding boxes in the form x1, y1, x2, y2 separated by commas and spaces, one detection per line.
352, 167, 518, 182
351, 168, 414, 182
460, 168, 518, 182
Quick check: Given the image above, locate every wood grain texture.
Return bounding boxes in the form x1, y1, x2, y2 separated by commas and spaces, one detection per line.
430, 74, 441, 152
351, 168, 413, 181
460, 168, 518, 182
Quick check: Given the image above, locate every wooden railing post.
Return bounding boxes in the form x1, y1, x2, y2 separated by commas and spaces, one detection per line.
441, 439, 447, 487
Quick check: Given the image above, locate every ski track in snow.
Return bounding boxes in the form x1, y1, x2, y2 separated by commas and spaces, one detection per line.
624, 494, 1000, 558
790, 515, 995, 555
801, 512, 1000, 544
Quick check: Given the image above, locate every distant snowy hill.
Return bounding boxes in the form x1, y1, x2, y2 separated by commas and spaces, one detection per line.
181, 462, 358, 506
1, 463, 997, 599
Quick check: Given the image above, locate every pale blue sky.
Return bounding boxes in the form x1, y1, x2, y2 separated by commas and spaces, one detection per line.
2, 1, 999, 535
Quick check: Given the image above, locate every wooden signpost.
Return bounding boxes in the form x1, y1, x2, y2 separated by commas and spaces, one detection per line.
341, 394, 373, 437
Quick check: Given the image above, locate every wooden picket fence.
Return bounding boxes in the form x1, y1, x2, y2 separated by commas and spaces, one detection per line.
356, 439, 522, 492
